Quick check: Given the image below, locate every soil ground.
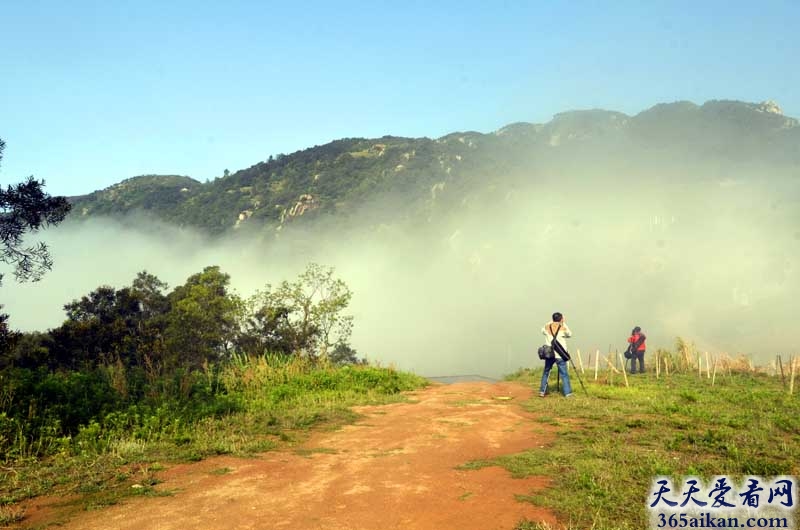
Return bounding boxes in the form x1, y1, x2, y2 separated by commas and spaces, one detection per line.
20, 381, 559, 530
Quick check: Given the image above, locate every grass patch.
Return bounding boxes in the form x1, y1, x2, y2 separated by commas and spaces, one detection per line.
294, 447, 339, 457
367, 447, 404, 458
478, 369, 800, 529
0, 361, 427, 525
0, 504, 25, 526
436, 419, 472, 427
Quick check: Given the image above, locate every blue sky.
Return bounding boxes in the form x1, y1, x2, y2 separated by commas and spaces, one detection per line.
1, 0, 798, 197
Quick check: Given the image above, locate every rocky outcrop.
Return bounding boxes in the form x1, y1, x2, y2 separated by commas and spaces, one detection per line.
234, 209, 254, 228
757, 100, 783, 115
280, 194, 318, 224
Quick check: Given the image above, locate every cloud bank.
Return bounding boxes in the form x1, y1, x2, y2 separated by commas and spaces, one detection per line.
3, 170, 798, 378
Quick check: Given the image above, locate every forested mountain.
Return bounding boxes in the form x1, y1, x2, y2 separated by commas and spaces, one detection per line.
68, 100, 800, 235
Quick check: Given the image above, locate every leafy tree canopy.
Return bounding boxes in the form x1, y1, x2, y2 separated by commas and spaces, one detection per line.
242, 263, 353, 360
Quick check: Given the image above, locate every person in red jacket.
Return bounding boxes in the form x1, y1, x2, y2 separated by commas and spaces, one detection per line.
627, 326, 647, 374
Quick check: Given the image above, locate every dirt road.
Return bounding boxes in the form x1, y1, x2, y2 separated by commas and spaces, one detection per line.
23, 381, 558, 530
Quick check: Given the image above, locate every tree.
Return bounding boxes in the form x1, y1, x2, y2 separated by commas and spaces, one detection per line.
32, 272, 170, 372
329, 342, 363, 366
1, 142, 72, 284
131, 271, 170, 318
0, 311, 16, 355
241, 263, 354, 359
0, 330, 49, 370
0, 137, 71, 352
164, 266, 241, 370
237, 299, 307, 356
50, 285, 145, 370
294, 263, 353, 358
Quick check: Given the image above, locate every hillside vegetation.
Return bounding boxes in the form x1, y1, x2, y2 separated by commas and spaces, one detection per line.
69, 100, 800, 235
0, 263, 427, 525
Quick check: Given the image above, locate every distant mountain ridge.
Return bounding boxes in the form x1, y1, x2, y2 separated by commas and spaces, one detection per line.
68, 99, 799, 235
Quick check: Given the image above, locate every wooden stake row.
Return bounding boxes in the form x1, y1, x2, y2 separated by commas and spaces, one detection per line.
563, 349, 797, 395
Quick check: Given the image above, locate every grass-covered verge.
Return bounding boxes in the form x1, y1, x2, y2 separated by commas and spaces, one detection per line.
0, 356, 427, 526
462, 368, 799, 530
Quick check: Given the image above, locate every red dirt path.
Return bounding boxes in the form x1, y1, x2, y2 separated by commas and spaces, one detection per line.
21, 381, 559, 530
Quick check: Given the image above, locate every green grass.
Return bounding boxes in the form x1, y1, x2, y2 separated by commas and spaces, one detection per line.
0, 504, 25, 526
294, 447, 339, 457
0, 361, 427, 523
6, 356, 795, 530
478, 368, 800, 530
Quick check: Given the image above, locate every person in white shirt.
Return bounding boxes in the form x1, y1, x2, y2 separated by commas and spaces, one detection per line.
539, 312, 574, 397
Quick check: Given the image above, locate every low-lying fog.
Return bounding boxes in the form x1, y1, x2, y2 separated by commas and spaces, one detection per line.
3, 173, 798, 378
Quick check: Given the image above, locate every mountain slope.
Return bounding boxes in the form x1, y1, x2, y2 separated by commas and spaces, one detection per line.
68, 99, 799, 235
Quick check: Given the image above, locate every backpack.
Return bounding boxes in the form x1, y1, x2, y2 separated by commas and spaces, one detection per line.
624, 344, 634, 359
537, 344, 554, 360
625, 333, 646, 358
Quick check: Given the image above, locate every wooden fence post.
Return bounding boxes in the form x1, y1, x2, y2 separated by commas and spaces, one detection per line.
655, 350, 660, 379
609, 351, 615, 385
712, 355, 718, 386
594, 349, 599, 381
620, 351, 629, 387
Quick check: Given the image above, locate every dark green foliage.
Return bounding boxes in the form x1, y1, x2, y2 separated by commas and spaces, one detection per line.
0, 366, 122, 459
69, 175, 201, 218
0, 137, 71, 376
164, 266, 240, 370
1, 171, 72, 284
0, 263, 368, 461
39, 283, 161, 373
329, 343, 363, 366
69, 136, 465, 234
236, 304, 305, 356
0, 312, 16, 357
